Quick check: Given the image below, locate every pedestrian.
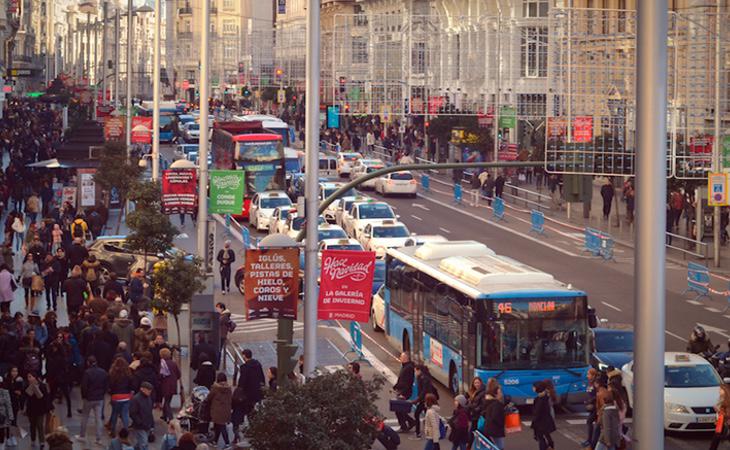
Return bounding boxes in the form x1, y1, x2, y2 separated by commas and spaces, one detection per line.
237, 348, 265, 423
411, 364, 438, 439
24, 372, 52, 449
82, 254, 101, 296
0, 264, 15, 314
51, 223, 63, 254
423, 393, 442, 450
1, 242, 14, 273
597, 390, 622, 450
42, 253, 60, 311
494, 172, 506, 199
108, 357, 134, 437
481, 380, 506, 450
67, 238, 88, 269
191, 333, 218, 370
601, 178, 615, 220
20, 252, 40, 310
129, 381, 155, 450
102, 273, 126, 303
107, 427, 135, 450
75, 356, 108, 445
53, 248, 68, 297
70, 215, 89, 243
133, 317, 155, 355
112, 309, 135, 349
45, 331, 73, 418
0, 375, 14, 447
531, 380, 556, 450
448, 394, 470, 450
11, 214, 24, 252
393, 352, 415, 432
215, 302, 233, 367
466, 377, 485, 435
193, 359, 216, 389
671, 188, 684, 229
25, 192, 40, 224
158, 347, 181, 422
207, 372, 233, 447
625, 182, 635, 224
216, 240, 235, 295
127, 269, 147, 311
63, 265, 90, 317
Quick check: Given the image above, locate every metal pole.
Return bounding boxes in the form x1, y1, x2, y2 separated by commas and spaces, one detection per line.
87, 13, 91, 81
45, 0, 52, 86
151, 0, 161, 181
114, 8, 120, 108
633, 0, 667, 449
101, 1, 108, 106
493, 13, 501, 167
567, 1, 573, 143
303, 0, 321, 377
196, 0, 210, 260
713, 1, 722, 267
126, 0, 133, 160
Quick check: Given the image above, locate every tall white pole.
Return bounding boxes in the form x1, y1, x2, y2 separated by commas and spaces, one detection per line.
114, 8, 120, 108
125, 0, 133, 160
303, 0, 321, 376
713, 1, 722, 267
151, 0, 161, 181
633, 0, 668, 449
196, 0, 210, 260
101, 1, 108, 106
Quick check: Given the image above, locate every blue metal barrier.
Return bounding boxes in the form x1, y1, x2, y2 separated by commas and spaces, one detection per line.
530, 210, 546, 235
683, 262, 711, 300
421, 174, 430, 192
492, 197, 505, 221
242, 227, 251, 248
599, 233, 615, 261
583, 228, 616, 261
344, 321, 369, 364
225, 214, 232, 237
472, 431, 501, 450
454, 183, 462, 204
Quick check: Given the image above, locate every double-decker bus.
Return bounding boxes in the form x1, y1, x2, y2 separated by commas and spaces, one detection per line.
382, 240, 596, 404
211, 121, 286, 219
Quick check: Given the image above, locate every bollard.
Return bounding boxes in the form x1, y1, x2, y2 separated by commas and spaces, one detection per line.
492, 197, 506, 221
421, 173, 430, 192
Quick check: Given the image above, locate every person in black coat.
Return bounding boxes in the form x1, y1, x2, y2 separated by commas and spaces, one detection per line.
193, 360, 216, 389
409, 364, 437, 438
24, 372, 52, 448
66, 238, 88, 268
191, 333, 218, 370
101, 273, 125, 302
392, 352, 414, 431
132, 357, 158, 398
481, 382, 506, 449
531, 381, 556, 450
237, 348, 265, 418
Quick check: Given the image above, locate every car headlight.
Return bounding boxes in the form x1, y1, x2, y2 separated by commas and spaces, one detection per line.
666, 402, 690, 414
375, 246, 387, 258
597, 362, 609, 371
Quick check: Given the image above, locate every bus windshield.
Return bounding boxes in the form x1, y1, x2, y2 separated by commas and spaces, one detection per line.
478, 297, 589, 370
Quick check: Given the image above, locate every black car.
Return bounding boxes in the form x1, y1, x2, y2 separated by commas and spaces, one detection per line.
590, 328, 635, 371
88, 235, 186, 281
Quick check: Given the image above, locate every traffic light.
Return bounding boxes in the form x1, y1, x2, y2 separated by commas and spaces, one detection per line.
238, 62, 245, 74
242, 86, 251, 98
275, 68, 284, 81
339, 76, 347, 93
344, 103, 350, 113
277, 342, 299, 384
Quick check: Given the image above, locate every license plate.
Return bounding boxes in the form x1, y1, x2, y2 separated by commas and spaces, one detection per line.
697, 416, 715, 423
525, 398, 534, 405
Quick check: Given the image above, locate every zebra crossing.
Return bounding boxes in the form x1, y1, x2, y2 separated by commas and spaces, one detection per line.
229, 313, 304, 336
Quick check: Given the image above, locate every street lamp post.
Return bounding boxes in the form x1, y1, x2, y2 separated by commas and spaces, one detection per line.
196, 0, 210, 261
101, 1, 108, 106
151, 0, 161, 181
126, 0, 133, 161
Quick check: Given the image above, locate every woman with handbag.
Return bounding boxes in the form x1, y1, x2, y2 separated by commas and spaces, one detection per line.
710, 384, 730, 450
0, 375, 14, 447
480, 382, 506, 450
20, 253, 39, 310
158, 348, 181, 423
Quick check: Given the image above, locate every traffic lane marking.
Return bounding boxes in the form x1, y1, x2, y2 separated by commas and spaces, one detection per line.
333, 325, 398, 385
439, 227, 451, 234
665, 330, 688, 342
410, 214, 423, 221
601, 301, 622, 312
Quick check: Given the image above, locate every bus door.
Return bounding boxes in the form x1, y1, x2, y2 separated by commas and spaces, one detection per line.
410, 275, 424, 360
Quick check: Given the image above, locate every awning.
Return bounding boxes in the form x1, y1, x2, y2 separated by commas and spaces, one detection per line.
26, 158, 100, 169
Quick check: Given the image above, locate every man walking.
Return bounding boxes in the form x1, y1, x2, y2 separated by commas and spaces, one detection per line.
129, 381, 155, 450
238, 348, 266, 423
600, 178, 615, 220
216, 240, 235, 295
393, 352, 415, 432
216, 302, 233, 367
75, 356, 109, 446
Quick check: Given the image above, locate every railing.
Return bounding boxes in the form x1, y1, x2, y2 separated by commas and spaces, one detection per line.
502, 182, 553, 212
223, 339, 245, 384
666, 232, 709, 260
319, 140, 339, 155
371, 144, 394, 164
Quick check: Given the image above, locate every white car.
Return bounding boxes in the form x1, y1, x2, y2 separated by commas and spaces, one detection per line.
182, 122, 200, 143
622, 352, 722, 432
375, 171, 418, 198
317, 224, 348, 242
349, 159, 386, 189
319, 182, 357, 202
334, 195, 371, 227
342, 201, 398, 239
371, 285, 386, 332
269, 206, 294, 235
337, 152, 363, 177
249, 191, 293, 231
318, 238, 364, 253
286, 215, 326, 240
359, 220, 412, 258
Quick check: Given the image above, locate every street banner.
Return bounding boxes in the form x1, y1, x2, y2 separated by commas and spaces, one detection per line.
131, 116, 153, 144
209, 170, 245, 214
708, 172, 729, 207
547, 117, 567, 138
161, 169, 197, 214
78, 168, 97, 207
244, 248, 300, 320
104, 116, 125, 141
572, 116, 594, 143
499, 106, 516, 129
317, 250, 376, 323
61, 187, 77, 209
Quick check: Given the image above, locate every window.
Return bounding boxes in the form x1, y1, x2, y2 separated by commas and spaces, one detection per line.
354, 4, 368, 27
222, 20, 237, 35
587, 0, 595, 35
223, 45, 236, 60
618, 0, 627, 33
517, 94, 547, 117
412, 42, 426, 75
352, 36, 368, 64
520, 27, 548, 78
523, 0, 549, 18
420, 271, 466, 350
223, 0, 234, 10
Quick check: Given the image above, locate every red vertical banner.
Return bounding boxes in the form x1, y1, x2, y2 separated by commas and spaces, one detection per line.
572, 116, 594, 143
317, 250, 376, 323
161, 169, 197, 214
131, 116, 153, 144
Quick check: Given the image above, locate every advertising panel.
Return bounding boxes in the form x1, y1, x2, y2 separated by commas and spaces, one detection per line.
317, 250, 376, 323
161, 169, 197, 214
244, 248, 300, 320
209, 170, 244, 214
131, 116, 153, 144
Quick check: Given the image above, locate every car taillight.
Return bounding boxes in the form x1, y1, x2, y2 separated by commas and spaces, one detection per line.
409, 180, 416, 184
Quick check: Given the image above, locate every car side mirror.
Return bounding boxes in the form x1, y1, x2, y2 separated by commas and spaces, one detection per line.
588, 307, 598, 328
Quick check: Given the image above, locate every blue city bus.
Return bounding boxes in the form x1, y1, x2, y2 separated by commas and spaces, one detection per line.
139, 102, 177, 143
383, 240, 596, 404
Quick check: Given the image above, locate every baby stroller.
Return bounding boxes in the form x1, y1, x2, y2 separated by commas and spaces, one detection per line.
177, 385, 213, 442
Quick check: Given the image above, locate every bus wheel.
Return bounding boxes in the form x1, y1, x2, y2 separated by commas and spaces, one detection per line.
402, 331, 410, 355
449, 363, 460, 396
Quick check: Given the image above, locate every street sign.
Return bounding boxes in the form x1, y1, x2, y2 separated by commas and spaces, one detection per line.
708, 173, 729, 207
498, 106, 516, 129
244, 248, 300, 320
6, 68, 34, 78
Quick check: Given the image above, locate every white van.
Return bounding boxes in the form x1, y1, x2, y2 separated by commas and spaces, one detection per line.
319, 153, 338, 177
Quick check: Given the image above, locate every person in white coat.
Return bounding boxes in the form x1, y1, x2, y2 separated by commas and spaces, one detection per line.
423, 393, 442, 450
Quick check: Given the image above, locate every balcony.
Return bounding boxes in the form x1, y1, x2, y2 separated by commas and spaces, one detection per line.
178, 31, 193, 39
178, 6, 192, 15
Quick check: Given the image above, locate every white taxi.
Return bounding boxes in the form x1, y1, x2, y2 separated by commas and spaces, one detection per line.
374, 171, 418, 198
622, 352, 722, 432
249, 191, 293, 231
359, 220, 412, 258
269, 206, 294, 235
342, 201, 397, 239
370, 284, 386, 332
334, 195, 371, 227
285, 215, 326, 240
318, 238, 364, 253
349, 159, 386, 189
337, 152, 363, 178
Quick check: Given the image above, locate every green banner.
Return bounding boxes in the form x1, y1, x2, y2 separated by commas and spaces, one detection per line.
209, 170, 245, 214
499, 106, 516, 129
723, 136, 730, 169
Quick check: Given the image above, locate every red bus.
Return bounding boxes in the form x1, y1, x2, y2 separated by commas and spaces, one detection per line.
211, 122, 286, 219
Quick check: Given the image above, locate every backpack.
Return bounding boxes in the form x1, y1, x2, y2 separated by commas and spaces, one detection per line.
226, 318, 237, 333
24, 351, 41, 375
72, 221, 84, 238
